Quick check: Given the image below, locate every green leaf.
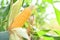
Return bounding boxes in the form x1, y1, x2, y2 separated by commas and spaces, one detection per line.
0, 5, 10, 31
36, 30, 49, 37
43, 0, 53, 4
54, 7, 60, 25
44, 36, 54, 40
54, 30, 60, 36
25, 22, 28, 27
0, 0, 10, 31
39, 5, 46, 13
2, 5, 10, 20
54, 37, 60, 40
24, 0, 32, 7
13, 0, 17, 3
9, 0, 23, 26
1, 0, 4, 7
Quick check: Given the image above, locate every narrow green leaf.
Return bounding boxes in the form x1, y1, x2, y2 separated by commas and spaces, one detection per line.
43, 0, 53, 4
37, 30, 49, 37
54, 37, 60, 40
54, 7, 60, 25
54, 30, 60, 36
44, 36, 54, 40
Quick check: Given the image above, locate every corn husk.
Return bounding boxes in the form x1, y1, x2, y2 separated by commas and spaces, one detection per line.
9, 0, 23, 26
9, 28, 30, 40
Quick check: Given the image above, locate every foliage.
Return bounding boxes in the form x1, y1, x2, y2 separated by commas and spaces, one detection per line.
0, 0, 10, 31
0, 0, 60, 40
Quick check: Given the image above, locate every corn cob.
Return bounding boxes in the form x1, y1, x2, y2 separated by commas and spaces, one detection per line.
9, 7, 33, 29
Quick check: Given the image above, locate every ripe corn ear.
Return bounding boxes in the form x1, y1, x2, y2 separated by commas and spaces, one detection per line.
9, 7, 32, 29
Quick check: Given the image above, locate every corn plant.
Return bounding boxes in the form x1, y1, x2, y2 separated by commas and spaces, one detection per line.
0, 0, 60, 40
